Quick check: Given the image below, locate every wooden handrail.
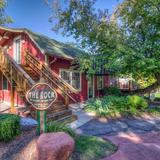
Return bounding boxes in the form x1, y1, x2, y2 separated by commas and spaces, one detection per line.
0, 52, 35, 94
25, 52, 77, 103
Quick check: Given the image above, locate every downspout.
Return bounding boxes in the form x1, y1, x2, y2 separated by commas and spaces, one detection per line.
44, 53, 49, 67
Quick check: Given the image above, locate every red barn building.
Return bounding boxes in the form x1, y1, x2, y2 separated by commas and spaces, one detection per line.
0, 26, 134, 121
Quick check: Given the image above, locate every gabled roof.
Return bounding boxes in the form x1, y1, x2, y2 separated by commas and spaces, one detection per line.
0, 26, 84, 60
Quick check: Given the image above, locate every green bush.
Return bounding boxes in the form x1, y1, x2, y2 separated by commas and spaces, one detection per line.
127, 95, 148, 111
85, 95, 148, 117
103, 87, 121, 96
0, 114, 21, 142
47, 121, 76, 138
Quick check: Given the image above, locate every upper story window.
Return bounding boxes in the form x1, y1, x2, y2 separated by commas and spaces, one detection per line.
2, 75, 8, 90
60, 69, 81, 90
97, 76, 103, 90
14, 36, 21, 64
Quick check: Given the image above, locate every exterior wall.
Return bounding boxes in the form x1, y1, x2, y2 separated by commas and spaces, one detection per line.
0, 72, 25, 106
107, 75, 136, 90
0, 30, 111, 105
2, 33, 45, 64
0, 32, 45, 106
50, 57, 88, 102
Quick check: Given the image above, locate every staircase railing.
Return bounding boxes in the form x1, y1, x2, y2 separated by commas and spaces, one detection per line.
0, 51, 35, 94
25, 52, 78, 104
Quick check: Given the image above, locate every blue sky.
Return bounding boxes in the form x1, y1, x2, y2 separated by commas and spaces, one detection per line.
6, 0, 121, 43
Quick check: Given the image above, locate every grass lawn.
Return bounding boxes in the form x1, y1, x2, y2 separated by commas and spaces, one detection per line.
155, 93, 160, 98
71, 135, 117, 160
147, 107, 160, 116
47, 122, 117, 160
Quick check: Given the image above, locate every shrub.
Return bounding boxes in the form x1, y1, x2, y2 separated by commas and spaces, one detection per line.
127, 95, 148, 111
47, 121, 76, 139
86, 96, 128, 117
85, 95, 148, 117
0, 114, 21, 142
102, 87, 121, 96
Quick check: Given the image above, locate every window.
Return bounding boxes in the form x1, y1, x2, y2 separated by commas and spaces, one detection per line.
109, 75, 118, 87
61, 70, 70, 84
60, 70, 81, 90
72, 72, 80, 90
14, 36, 21, 64
97, 76, 103, 90
2, 75, 8, 90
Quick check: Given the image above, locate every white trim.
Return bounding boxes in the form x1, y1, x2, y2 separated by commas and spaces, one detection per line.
88, 75, 95, 99
97, 76, 104, 90
59, 69, 82, 91
13, 35, 21, 64
2, 75, 8, 91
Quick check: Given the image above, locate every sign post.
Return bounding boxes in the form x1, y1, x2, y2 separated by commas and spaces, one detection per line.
26, 82, 57, 135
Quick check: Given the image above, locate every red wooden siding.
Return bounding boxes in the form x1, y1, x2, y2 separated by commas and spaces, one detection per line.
0, 73, 25, 106
0, 30, 110, 105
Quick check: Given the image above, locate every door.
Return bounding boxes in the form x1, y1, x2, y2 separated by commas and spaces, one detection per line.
88, 76, 94, 99
14, 37, 21, 64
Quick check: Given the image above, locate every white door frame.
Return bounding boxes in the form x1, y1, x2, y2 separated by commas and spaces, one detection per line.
87, 75, 95, 99
13, 35, 21, 64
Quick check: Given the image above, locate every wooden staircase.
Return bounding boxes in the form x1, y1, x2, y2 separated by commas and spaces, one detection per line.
0, 51, 77, 123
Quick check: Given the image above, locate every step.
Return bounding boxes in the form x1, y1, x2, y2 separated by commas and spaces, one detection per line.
47, 107, 67, 113
52, 101, 64, 106
48, 104, 67, 110
55, 114, 77, 123
47, 109, 72, 120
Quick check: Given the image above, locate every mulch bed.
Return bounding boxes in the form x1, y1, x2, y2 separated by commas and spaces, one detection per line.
0, 129, 37, 160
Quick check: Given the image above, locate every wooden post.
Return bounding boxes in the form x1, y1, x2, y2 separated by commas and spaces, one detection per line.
37, 110, 47, 135
64, 86, 69, 107
45, 54, 49, 67
10, 86, 15, 113
10, 63, 15, 113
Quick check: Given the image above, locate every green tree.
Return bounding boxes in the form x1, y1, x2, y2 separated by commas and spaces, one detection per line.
0, 0, 12, 25
48, 0, 160, 93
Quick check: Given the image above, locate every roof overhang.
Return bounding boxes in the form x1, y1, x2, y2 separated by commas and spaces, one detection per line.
0, 26, 74, 61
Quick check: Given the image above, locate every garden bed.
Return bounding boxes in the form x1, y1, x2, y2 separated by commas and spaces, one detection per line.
0, 121, 117, 160
0, 129, 37, 160
85, 95, 160, 119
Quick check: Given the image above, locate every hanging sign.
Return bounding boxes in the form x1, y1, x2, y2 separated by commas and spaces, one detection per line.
26, 82, 57, 135
26, 82, 57, 110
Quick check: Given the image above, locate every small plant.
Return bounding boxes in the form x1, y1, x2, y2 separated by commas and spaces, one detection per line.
0, 114, 21, 142
102, 87, 121, 96
47, 121, 76, 138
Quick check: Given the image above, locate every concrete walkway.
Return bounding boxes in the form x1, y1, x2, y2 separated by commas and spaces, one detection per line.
103, 131, 160, 160
69, 110, 94, 129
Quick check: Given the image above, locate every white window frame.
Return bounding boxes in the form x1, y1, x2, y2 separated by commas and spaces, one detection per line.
59, 69, 82, 91
97, 76, 104, 90
13, 35, 21, 64
2, 75, 8, 91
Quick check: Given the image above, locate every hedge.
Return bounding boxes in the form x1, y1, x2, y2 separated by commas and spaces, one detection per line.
0, 114, 21, 142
